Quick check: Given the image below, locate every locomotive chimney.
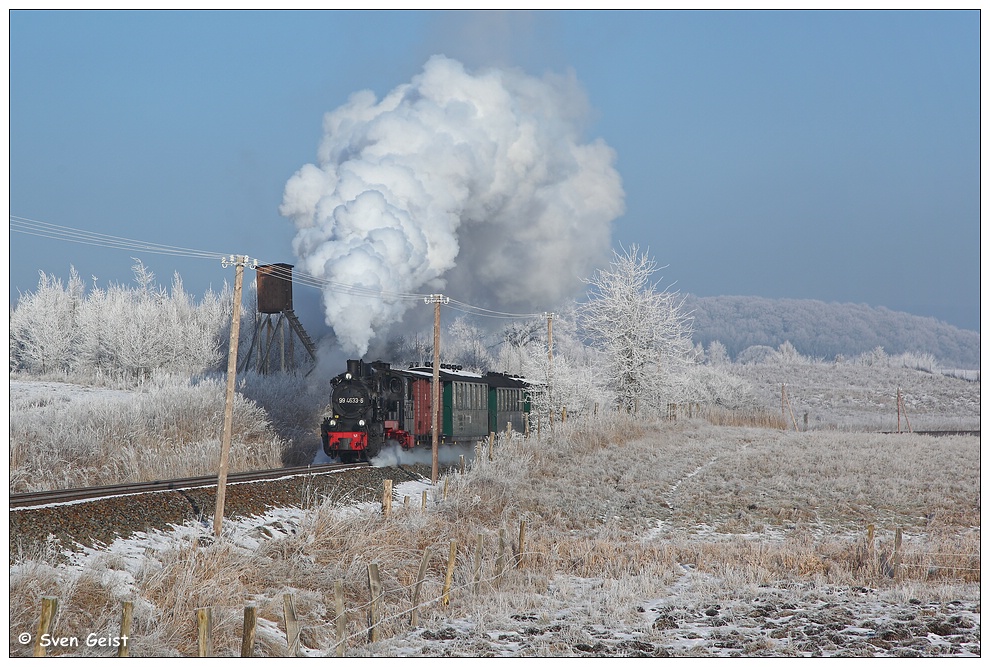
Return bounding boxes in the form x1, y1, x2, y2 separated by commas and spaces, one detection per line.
347, 359, 363, 377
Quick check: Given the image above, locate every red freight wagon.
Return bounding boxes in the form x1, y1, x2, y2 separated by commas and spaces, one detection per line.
411, 377, 441, 444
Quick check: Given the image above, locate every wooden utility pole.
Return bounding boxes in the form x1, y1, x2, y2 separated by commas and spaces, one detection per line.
897, 387, 901, 432
214, 255, 251, 537
545, 312, 554, 429
425, 294, 449, 484
545, 311, 554, 364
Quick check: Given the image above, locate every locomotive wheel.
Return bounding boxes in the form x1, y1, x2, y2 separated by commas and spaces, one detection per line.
364, 441, 381, 461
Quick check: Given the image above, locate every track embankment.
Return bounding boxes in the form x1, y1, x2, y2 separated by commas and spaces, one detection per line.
9, 463, 435, 560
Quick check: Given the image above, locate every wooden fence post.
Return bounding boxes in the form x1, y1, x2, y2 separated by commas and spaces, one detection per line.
488, 432, 495, 461
411, 547, 431, 627
459, 454, 465, 475
195, 607, 214, 657
516, 520, 527, 568
368, 563, 383, 643
421, 490, 428, 510
892, 527, 903, 578
897, 390, 913, 433
473, 534, 484, 595
382, 479, 393, 517
334, 580, 346, 657
495, 528, 508, 584
442, 540, 457, 606
283, 593, 300, 656
241, 605, 257, 657
860, 523, 876, 574
118, 600, 133, 657
33, 596, 58, 657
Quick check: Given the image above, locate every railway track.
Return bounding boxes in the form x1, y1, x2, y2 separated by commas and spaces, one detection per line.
879, 430, 980, 437
9, 462, 370, 510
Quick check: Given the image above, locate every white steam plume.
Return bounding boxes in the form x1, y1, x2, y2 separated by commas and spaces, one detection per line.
281, 55, 624, 356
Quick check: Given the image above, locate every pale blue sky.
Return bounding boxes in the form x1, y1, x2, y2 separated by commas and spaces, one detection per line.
9, 10, 981, 332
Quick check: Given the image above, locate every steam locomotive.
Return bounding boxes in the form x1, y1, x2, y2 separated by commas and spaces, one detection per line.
321, 359, 530, 462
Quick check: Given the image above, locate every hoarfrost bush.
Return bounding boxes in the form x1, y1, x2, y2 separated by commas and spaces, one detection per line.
889, 351, 937, 373
858, 345, 889, 367
735, 345, 776, 365
238, 371, 331, 465
772, 340, 807, 364
9, 374, 284, 492
666, 364, 758, 409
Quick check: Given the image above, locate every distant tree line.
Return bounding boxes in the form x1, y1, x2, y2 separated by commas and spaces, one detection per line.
12, 258, 976, 422
684, 295, 980, 369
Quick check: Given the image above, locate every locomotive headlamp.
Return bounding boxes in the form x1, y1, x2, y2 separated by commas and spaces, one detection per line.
329, 419, 337, 426
358, 419, 366, 426
345, 372, 352, 380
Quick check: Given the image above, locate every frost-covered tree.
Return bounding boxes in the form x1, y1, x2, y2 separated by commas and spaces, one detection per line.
507, 309, 600, 425
444, 316, 496, 372
706, 340, 730, 366
495, 319, 546, 375
9, 268, 84, 374
520, 346, 612, 426
578, 245, 693, 413
772, 340, 806, 364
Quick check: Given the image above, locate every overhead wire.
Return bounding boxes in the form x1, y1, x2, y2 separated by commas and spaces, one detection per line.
10, 215, 552, 320
10, 216, 228, 261
446, 298, 544, 320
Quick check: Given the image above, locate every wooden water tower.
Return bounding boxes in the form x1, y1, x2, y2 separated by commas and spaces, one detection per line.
240, 263, 318, 374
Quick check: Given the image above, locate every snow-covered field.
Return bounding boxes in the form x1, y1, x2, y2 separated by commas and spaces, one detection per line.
727, 360, 980, 432
19, 480, 977, 657
8, 361, 980, 657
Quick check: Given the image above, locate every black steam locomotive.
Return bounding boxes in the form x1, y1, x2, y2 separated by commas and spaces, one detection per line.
321, 359, 530, 462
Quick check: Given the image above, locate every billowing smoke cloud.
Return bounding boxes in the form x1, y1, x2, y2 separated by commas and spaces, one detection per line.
281, 55, 624, 356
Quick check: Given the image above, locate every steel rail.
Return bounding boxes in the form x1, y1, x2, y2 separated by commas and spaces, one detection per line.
9, 462, 370, 509
878, 430, 980, 437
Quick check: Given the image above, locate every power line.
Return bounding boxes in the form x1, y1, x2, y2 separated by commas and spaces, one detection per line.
446, 297, 544, 320
10, 216, 228, 261
10, 215, 553, 321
